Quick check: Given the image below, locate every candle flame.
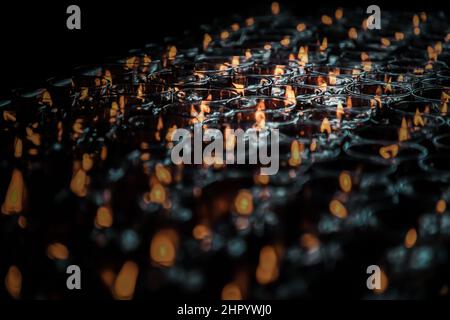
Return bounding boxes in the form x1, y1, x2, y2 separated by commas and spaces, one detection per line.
404, 228, 417, 248
339, 171, 352, 193
414, 108, 425, 127
5, 265, 22, 299
379, 144, 399, 159
288, 140, 302, 167
95, 206, 113, 228
114, 261, 139, 300
329, 199, 348, 219
398, 117, 410, 142
150, 229, 178, 267
256, 246, 279, 285
320, 117, 331, 134
348, 27, 358, 40
1, 169, 26, 215
234, 190, 253, 216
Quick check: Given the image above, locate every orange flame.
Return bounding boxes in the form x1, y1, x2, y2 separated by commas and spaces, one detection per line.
336, 101, 344, 120
95, 206, 113, 228
339, 171, 352, 193
114, 261, 139, 300
379, 144, 399, 159
285, 85, 296, 105
155, 163, 172, 185
274, 65, 285, 76
70, 168, 89, 197
150, 229, 178, 267
398, 117, 410, 142
288, 141, 302, 167
148, 183, 167, 204
404, 228, 417, 248
47, 243, 69, 260
335, 8, 343, 20
346, 96, 353, 109
319, 37, 328, 51
329, 199, 348, 218
296, 23, 306, 32
234, 190, 254, 216
203, 33, 212, 51
348, 27, 358, 40
256, 246, 279, 285
222, 282, 243, 300
320, 117, 331, 134
1, 169, 26, 215
395, 32, 405, 41
414, 108, 425, 127
271, 2, 280, 15
5, 265, 22, 299
436, 199, 447, 214
321, 15, 333, 26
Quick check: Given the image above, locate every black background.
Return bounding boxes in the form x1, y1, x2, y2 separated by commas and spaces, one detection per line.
0, 0, 447, 95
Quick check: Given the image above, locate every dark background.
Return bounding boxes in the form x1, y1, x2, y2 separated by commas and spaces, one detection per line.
0, 0, 447, 96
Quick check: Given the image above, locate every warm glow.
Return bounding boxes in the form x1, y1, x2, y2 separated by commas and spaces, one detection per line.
348, 27, 358, 40
95, 206, 113, 228
150, 229, 177, 267
234, 189, 254, 216
47, 243, 69, 260
222, 282, 242, 300
320, 117, 331, 134
339, 171, 352, 193
148, 183, 167, 204
155, 163, 172, 185
414, 108, 425, 127
114, 261, 139, 300
231, 56, 240, 67
336, 100, 344, 120
288, 140, 302, 167
329, 199, 348, 219
285, 85, 296, 105
395, 32, 405, 41
379, 144, 399, 159
193, 224, 211, 240
1, 169, 26, 215
271, 2, 280, 15
436, 199, 447, 214
274, 65, 285, 76
203, 33, 212, 51
233, 82, 245, 95
346, 96, 353, 109
70, 168, 89, 197
297, 46, 309, 65
321, 15, 333, 26
381, 37, 391, 48
319, 37, 328, 51
404, 228, 417, 248
398, 117, 410, 142
335, 8, 343, 20
256, 246, 279, 285
5, 265, 22, 299
296, 23, 306, 32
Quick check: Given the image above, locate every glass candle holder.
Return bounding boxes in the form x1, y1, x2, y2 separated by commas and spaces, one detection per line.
343, 141, 428, 165
387, 100, 443, 118
362, 71, 422, 89
412, 86, 450, 104
259, 84, 319, 104
148, 69, 209, 87
419, 154, 450, 178
345, 80, 411, 103
352, 112, 445, 144
175, 87, 240, 104
433, 133, 450, 153
208, 75, 272, 96
311, 94, 373, 112
292, 74, 354, 95
306, 64, 363, 80
234, 63, 297, 83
